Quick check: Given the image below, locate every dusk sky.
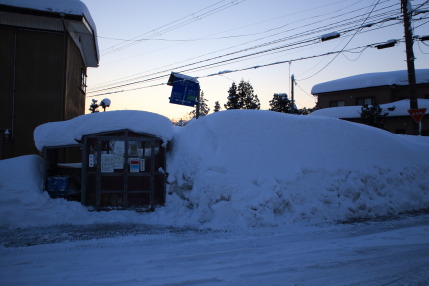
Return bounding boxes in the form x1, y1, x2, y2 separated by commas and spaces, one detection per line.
81, 0, 429, 119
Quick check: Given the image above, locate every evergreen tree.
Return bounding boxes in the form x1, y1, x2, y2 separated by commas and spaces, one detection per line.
224, 80, 260, 110
89, 99, 99, 113
269, 93, 293, 113
214, 101, 221, 112
360, 104, 390, 129
224, 82, 240, 110
238, 80, 260, 110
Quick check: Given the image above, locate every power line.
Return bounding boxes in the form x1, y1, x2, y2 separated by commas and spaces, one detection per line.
88, 10, 402, 94
88, 0, 398, 90
298, 0, 382, 81
87, 13, 401, 94
101, 0, 246, 56
87, 40, 400, 98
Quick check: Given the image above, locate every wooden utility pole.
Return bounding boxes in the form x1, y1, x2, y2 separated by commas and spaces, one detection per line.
196, 89, 201, 119
291, 74, 295, 114
401, 0, 419, 134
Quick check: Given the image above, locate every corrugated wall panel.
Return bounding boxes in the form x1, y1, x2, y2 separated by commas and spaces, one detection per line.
65, 37, 86, 120
12, 28, 65, 157
0, 26, 14, 131
0, 11, 63, 32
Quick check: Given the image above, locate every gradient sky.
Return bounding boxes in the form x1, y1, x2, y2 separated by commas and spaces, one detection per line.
81, 0, 429, 120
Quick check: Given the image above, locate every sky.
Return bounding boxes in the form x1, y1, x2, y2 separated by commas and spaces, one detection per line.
81, 0, 429, 120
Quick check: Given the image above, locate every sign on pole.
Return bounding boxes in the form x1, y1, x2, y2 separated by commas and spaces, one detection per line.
167, 72, 200, 107
408, 108, 427, 123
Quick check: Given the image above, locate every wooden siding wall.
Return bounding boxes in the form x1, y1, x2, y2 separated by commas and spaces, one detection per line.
65, 38, 86, 120
0, 26, 14, 151
0, 25, 86, 158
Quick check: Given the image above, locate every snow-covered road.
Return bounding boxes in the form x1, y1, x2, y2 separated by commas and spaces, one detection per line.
1, 214, 429, 286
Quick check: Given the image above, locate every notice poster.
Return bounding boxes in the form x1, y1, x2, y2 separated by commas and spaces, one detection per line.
114, 155, 124, 169
101, 154, 114, 173
129, 158, 140, 173
113, 141, 125, 155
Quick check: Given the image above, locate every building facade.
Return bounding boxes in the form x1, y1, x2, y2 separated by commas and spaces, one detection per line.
0, 1, 99, 159
311, 70, 429, 135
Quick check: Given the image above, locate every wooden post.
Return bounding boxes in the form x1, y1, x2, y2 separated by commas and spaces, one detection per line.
401, 0, 419, 134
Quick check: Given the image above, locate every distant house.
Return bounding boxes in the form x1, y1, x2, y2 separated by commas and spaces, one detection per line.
310, 99, 429, 135
311, 70, 429, 135
0, 0, 99, 159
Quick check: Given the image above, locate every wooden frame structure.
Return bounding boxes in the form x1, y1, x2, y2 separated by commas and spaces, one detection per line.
43, 129, 167, 211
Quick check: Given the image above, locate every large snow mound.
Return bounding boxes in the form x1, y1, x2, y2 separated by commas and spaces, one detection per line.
311, 69, 429, 94
160, 110, 429, 228
2, 110, 429, 229
34, 110, 173, 151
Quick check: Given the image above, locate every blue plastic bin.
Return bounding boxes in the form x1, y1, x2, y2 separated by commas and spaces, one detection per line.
47, 176, 70, 192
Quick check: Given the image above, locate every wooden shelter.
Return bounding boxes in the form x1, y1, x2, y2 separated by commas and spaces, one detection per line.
43, 129, 167, 211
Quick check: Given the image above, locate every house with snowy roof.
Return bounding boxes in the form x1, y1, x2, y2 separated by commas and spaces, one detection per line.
311, 70, 429, 135
0, 0, 99, 159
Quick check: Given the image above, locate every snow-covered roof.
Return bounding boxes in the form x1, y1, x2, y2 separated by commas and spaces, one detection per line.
0, 0, 99, 67
311, 69, 429, 94
309, 99, 429, 119
34, 111, 173, 151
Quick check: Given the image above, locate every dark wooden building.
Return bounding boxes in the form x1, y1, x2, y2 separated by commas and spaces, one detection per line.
0, 1, 99, 159
312, 70, 429, 109
311, 70, 429, 135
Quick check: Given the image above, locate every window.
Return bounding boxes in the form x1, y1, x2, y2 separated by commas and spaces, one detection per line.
329, 100, 345, 107
357, 97, 374, 106
81, 68, 87, 93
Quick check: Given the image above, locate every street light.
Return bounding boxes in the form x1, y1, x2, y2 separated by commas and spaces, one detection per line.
321, 32, 340, 42
375, 39, 397, 49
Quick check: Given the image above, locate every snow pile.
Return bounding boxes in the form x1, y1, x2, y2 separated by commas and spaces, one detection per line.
34, 110, 173, 151
310, 99, 429, 119
311, 69, 429, 94
159, 110, 429, 228
1, 110, 429, 229
0, 155, 145, 228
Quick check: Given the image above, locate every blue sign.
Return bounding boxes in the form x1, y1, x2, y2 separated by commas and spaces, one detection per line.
168, 73, 200, 107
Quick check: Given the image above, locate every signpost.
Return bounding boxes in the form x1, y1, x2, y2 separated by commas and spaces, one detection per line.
408, 108, 427, 135
167, 72, 200, 117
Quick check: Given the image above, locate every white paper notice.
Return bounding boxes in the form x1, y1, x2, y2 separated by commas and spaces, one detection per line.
101, 154, 115, 173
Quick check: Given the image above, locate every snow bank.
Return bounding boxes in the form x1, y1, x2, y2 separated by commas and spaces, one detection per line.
0, 155, 146, 228
310, 99, 429, 119
2, 110, 429, 229
311, 69, 429, 94
158, 110, 429, 228
34, 110, 173, 151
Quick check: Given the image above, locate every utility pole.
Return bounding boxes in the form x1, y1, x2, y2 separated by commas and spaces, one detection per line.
291, 74, 295, 114
401, 0, 419, 134
196, 88, 201, 119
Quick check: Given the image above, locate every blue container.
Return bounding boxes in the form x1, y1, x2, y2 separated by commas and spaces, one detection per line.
47, 176, 70, 192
